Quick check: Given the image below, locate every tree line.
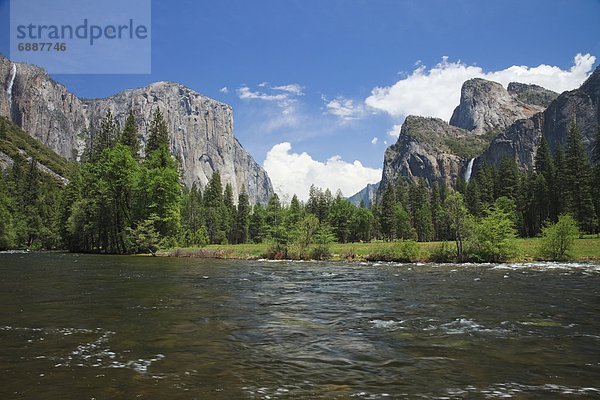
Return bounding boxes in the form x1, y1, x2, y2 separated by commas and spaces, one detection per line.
1, 111, 599, 259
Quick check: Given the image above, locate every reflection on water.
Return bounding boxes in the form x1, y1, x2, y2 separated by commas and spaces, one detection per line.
0, 253, 599, 399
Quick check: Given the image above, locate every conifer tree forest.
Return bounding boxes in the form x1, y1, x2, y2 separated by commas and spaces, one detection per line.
1, 112, 599, 261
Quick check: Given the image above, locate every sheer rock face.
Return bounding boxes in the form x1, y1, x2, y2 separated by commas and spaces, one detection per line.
474, 113, 544, 173
476, 66, 600, 171
0, 55, 272, 204
379, 116, 475, 192
449, 78, 545, 134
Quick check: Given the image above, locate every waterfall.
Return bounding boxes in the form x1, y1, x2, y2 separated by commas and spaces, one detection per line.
6, 63, 16, 108
464, 158, 475, 183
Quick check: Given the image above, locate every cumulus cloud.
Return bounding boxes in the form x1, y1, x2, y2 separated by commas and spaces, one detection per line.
387, 124, 403, 138
263, 142, 382, 201
371, 137, 378, 144
219, 86, 229, 94
323, 95, 364, 121
366, 53, 596, 121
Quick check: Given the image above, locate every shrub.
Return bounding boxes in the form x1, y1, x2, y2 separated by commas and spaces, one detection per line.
465, 199, 518, 262
429, 241, 457, 263
538, 214, 580, 261
366, 240, 420, 262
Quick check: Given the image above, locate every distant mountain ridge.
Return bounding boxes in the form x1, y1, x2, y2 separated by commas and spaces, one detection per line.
348, 181, 379, 206
0, 55, 273, 204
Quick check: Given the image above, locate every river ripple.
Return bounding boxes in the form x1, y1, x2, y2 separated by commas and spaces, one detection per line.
1, 253, 599, 399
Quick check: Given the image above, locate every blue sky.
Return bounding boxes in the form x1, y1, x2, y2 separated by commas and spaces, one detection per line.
1, 0, 600, 199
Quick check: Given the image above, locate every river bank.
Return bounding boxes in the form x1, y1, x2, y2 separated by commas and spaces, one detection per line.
163, 236, 600, 263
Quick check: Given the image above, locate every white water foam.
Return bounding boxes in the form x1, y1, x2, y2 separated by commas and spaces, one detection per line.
6, 63, 16, 108
443, 382, 600, 398
369, 319, 404, 330
1, 325, 165, 374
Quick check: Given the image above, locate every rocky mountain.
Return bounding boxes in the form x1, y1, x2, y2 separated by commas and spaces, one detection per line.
377, 75, 568, 197
0, 55, 273, 204
378, 116, 492, 192
507, 82, 559, 108
348, 181, 379, 207
449, 78, 548, 134
476, 66, 600, 172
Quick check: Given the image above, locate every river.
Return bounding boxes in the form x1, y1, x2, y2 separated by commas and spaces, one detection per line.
1, 253, 599, 399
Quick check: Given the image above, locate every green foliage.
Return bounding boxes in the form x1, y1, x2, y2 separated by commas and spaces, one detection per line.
564, 123, 595, 232
0, 117, 73, 177
91, 110, 119, 161
538, 214, 580, 261
444, 191, 469, 262
466, 199, 518, 262
232, 190, 250, 244
146, 108, 169, 154
365, 240, 420, 262
249, 203, 267, 243
310, 223, 335, 260
120, 110, 141, 157
429, 241, 457, 263
125, 216, 161, 255
290, 214, 319, 259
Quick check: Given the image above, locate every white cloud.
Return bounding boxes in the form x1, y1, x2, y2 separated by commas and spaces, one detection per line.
323, 95, 364, 121
365, 53, 596, 121
263, 142, 382, 201
219, 86, 229, 94
237, 86, 289, 102
272, 83, 305, 96
371, 137, 378, 144
387, 123, 403, 138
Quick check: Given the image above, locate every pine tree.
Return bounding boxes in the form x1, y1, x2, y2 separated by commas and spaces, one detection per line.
146, 108, 169, 155
593, 126, 600, 233
92, 110, 119, 160
224, 183, 236, 242
328, 191, 354, 243
203, 171, 226, 243
380, 184, 397, 240
249, 204, 267, 243
285, 194, 304, 231
496, 158, 520, 201
121, 110, 141, 157
554, 143, 567, 216
535, 136, 558, 221
564, 122, 595, 232
233, 190, 250, 244
266, 193, 283, 229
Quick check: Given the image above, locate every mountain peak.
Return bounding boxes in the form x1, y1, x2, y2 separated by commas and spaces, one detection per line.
449, 77, 544, 134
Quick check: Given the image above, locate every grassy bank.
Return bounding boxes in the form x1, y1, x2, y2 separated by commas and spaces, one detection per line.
164, 236, 600, 262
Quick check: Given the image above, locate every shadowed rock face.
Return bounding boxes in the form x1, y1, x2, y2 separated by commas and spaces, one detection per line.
0, 55, 272, 204
378, 116, 490, 193
449, 78, 546, 134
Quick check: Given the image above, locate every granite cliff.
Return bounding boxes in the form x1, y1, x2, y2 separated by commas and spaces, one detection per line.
476, 66, 599, 172
377, 74, 574, 196
0, 55, 273, 204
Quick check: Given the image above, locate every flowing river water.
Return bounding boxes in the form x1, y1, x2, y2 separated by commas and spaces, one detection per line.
1, 253, 599, 399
